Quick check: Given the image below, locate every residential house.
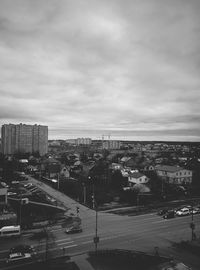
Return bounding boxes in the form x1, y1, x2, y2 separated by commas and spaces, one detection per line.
155, 165, 192, 185
110, 163, 123, 171
128, 172, 149, 187
120, 157, 136, 168
42, 157, 61, 178
60, 166, 70, 179
0, 182, 7, 205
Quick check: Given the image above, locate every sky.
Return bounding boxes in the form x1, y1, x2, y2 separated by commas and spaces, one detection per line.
0, 0, 200, 141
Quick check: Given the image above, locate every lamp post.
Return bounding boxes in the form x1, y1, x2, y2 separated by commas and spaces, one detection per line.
89, 177, 99, 253
57, 173, 60, 190
82, 182, 86, 205
190, 201, 196, 241
19, 196, 22, 227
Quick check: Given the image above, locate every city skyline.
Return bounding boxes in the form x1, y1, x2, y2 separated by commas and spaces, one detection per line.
0, 0, 200, 141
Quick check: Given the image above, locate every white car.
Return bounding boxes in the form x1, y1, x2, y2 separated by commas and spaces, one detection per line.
6, 252, 32, 264
176, 208, 190, 217
190, 207, 200, 215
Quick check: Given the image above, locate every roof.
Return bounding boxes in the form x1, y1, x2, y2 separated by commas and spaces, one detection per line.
43, 158, 60, 164
121, 157, 132, 162
129, 172, 145, 179
155, 165, 184, 173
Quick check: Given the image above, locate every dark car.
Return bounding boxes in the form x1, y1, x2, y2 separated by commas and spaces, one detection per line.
157, 208, 169, 216
65, 226, 82, 234
163, 210, 175, 219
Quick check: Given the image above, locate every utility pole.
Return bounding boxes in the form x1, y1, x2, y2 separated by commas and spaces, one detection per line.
45, 227, 48, 261
90, 177, 99, 253
19, 197, 29, 228
95, 204, 98, 254
83, 183, 86, 204
19, 195, 22, 227
57, 173, 60, 190
190, 201, 196, 241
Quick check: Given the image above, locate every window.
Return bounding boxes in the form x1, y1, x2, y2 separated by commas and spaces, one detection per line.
2, 230, 19, 235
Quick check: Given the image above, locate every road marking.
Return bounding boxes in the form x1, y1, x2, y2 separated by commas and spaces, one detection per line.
55, 238, 71, 243
63, 244, 77, 249
73, 233, 94, 239
57, 241, 74, 246
81, 240, 93, 244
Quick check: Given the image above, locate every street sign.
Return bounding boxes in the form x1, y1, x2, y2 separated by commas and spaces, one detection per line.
93, 236, 99, 244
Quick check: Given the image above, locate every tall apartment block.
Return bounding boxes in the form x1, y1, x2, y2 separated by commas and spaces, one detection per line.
76, 138, 92, 145
1, 123, 48, 156
102, 140, 122, 150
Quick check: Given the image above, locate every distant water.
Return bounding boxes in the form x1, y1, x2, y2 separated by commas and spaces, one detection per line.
48, 128, 200, 142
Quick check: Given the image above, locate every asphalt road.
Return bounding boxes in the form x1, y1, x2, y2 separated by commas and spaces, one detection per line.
1, 176, 200, 269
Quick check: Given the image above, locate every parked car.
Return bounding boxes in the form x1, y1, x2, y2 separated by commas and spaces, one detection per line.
157, 208, 169, 216
0, 182, 9, 188
65, 226, 82, 234
190, 207, 200, 215
163, 210, 175, 219
9, 245, 36, 256
6, 252, 32, 264
176, 207, 190, 217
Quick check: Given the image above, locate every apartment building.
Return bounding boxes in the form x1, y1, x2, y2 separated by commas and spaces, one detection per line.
155, 165, 192, 185
102, 140, 122, 150
1, 123, 48, 156
76, 138, 92, 145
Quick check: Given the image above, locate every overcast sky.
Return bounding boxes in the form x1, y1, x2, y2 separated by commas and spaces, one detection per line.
0, 0, 200, 141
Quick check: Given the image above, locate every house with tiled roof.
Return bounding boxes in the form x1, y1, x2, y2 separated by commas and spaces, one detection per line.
128, 172, 149, 186
155, 165, 192, 185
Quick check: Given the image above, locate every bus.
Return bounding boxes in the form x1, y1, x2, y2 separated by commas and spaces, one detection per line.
0, 225, 21, 238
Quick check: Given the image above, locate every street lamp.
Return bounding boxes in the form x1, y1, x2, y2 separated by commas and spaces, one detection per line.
89, 176, 99, 253
190, 201, 196, 241
57, 173, 60, 190
19, 197, 29, 228
82, 182, 86, 205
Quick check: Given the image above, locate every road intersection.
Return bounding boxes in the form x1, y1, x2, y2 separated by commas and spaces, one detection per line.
1, 176, 200, 269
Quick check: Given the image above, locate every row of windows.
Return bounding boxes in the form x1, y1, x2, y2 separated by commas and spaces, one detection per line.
160, 171, 192, 176
1, 230, 20, 235
176, 171, 191, 176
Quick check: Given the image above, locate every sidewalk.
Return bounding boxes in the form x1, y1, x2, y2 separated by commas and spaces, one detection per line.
28, 176, 95, 218
73, 254, 94, 270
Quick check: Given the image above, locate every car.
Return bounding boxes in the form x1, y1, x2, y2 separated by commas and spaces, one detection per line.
157, 208, 169, 216
7, 191, 17, 196
0, 182, 9, 188
163, 210, 175, 219
6, 252, 32, 264
190, 207, 200, 215
9, 245, 36, 256
176, 207, 190, 217
65, 226, 82, 234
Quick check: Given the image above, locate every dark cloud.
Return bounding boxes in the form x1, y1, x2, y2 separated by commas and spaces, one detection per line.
0, 0, 200, 140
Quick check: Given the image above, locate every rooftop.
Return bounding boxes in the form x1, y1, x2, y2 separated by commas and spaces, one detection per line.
155, 165, 184, 172
129, 172, 145, 179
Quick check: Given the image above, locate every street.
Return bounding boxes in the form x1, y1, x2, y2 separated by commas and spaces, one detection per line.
1, 176, 200, 269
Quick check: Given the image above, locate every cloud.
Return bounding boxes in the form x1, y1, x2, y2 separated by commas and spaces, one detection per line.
0, 0, 200, 140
